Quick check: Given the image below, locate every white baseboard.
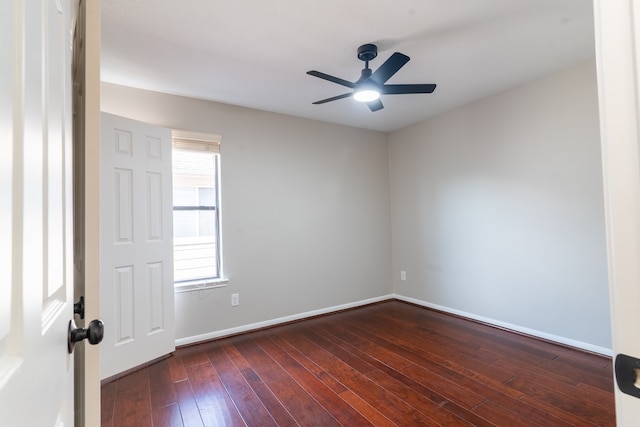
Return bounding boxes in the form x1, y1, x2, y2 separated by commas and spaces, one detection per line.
175, 294, 394, 347
393, 294, 613, 357
175, 293, 613, 357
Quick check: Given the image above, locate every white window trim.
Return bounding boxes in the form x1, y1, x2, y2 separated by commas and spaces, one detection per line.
174, 277, 229, 293
172, 129, 227, 292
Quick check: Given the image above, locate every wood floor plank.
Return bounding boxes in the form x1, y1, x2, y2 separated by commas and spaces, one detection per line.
101, 300, 615, 426
268, 333, 348, 395
344, 323, 513, 388
321, 319, 519, 399
489, 357, 579, 388
436, 319, 562, 362
204, 342, 278, 426
515, 368, 614, 412
256, 335, 375, 426
544, 354, 614, 392
222, 344, 297, 427
364, 368, 476, 426
166, 352, 188, 382
338, 390, 397, 427
329, 319, 508, 409
185, 362, 245, 426
179, 345, 210, 367
472, 400, 553, 427
375, 304, 564, 366
114, 367, 149, 392
347, 311, 501, 366
574, 381, 616, 411
148, 359, 177, 409
397, 362, 486, 409
439, 401, 496, 427
309, 322, 484, 422
349, 312, 540, 397
556, 345, 612, 371
233, 336, 341, 426
507, 375, 615, 426
271, 329, 460, 425
112, 370, 152, 427
152, 403, 183, 427
311, 321, 414, 372
174, 379, 204, 427
100, 379, 117, 427
293, 327, 379, 375
276, 330, 440, 426
268, 377, 342, 426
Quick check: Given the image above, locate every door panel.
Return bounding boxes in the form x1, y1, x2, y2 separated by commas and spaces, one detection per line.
100, 112, 175, 379
0, 0, 75, 425
0, 0, 14, 358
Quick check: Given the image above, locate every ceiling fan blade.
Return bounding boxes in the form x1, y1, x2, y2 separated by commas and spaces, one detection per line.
381, 84, 437, 94
370, 52, 410, 85
307, 71, 356, 89
312, 92, 353, 105
367, 99, 384, 112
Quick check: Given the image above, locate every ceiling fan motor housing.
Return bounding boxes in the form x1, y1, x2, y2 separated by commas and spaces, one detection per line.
357, 44, 378, 62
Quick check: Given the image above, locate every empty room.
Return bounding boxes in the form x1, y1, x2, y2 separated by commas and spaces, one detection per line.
7, 0, 640, 425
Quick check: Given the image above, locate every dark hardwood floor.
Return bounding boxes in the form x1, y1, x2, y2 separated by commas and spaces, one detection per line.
101, 300, 615, 426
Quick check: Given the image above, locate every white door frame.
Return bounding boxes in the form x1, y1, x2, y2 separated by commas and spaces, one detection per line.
80, 0, 101, 425
594, 0, 640, 423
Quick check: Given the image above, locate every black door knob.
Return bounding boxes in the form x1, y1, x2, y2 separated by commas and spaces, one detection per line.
68, 318, 104, 354
73, 296, 85, 319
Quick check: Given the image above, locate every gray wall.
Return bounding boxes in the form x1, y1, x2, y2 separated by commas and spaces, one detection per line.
101, 59, 612, 353
101, 83, 392, 341
389, 60, 611, 351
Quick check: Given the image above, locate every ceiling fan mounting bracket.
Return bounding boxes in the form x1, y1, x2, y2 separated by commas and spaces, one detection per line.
357, 44, 378, 62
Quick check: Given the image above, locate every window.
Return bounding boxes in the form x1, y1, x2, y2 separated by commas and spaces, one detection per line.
172, 130, 224, 290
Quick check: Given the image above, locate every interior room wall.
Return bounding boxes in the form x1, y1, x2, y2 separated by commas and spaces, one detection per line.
388, 60, 611, 352
101, 59, 611, 353
101, 83, 392, 342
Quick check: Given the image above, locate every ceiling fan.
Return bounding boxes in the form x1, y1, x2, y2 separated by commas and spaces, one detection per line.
307, 43, 436, 112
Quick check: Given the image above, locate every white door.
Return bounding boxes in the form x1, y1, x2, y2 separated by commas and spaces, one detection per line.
595, 0, 640, 423
0, 0, 76, 425
100, 112, 176, 379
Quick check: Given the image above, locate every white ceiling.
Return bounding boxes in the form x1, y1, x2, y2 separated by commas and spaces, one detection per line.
101, 0, 595, 133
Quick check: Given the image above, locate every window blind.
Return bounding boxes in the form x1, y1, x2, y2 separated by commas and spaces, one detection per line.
172, 129, 221, 153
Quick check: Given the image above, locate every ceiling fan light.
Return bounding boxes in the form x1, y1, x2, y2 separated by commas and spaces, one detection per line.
353, 89, 380, 102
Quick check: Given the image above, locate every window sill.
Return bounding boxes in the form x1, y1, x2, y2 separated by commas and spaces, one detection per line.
174, 278, 229, 293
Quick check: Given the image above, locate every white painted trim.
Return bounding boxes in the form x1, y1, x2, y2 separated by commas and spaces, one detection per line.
172, 129, 221, 144
174, 278, 229, 293
175, 294, 393, 347
393, 294, 613, 357
176, 293, 613, 357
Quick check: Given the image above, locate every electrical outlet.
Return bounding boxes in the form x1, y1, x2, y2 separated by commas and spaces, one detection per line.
400, 271, 407, 281
231, 293, 239, 306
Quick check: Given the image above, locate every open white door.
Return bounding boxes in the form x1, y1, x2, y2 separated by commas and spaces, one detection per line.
100, 112, 175, 379
0, 0, 78, 425
595, 0, 640, 423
